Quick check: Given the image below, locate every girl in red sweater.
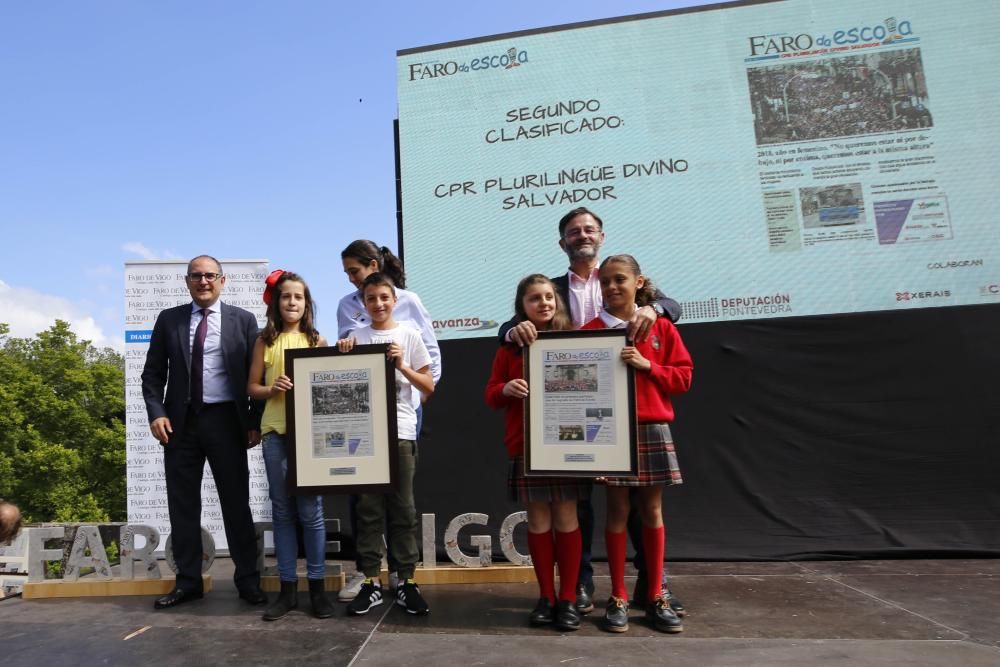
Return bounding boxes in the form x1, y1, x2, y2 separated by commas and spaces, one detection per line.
581, 255, 693, 634
485, 274, 591, 632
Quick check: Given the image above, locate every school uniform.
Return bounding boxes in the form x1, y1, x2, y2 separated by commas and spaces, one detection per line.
581, 312, 692, 486
485, 344, 592, 504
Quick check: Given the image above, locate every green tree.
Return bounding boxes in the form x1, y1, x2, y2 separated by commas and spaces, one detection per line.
0, 321, 125, 523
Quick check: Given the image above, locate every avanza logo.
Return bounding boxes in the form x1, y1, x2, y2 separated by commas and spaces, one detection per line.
432, 316, 498, 332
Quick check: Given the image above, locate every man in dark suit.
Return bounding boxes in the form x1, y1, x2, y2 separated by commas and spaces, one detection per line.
142, 255, 267, 609
498, 207, 685, 619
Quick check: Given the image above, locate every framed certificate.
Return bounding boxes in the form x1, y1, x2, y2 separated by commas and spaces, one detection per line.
524, 329, 638, 477
285, 344, 398, 494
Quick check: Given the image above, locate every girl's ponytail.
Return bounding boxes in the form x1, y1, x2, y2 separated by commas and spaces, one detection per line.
341, 239, 407, 290
378, 246, 407, 289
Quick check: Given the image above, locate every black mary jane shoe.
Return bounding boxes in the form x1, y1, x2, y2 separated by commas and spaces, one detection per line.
529, 597, 555, 626
555, 600, 581, 631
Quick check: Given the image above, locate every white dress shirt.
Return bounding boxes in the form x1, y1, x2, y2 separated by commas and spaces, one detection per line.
567, 267, 603, 329
189, 301, 234, 403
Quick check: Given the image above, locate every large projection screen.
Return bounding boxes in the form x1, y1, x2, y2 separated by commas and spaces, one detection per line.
397, 0, 1000, 561
397, 0, 1000, 339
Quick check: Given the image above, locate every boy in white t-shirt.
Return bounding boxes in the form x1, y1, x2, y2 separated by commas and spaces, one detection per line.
336, 272, 434, 616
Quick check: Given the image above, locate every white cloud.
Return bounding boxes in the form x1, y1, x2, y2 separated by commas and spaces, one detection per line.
0, 280, 122, 352
85, 264, 115, 278
122, 242, 180, 261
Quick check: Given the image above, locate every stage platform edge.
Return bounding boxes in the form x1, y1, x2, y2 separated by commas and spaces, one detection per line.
407, 564, 536, 584
22, 574, 213, 599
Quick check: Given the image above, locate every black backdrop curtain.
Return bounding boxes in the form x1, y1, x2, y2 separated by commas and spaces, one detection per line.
404, 304, 1000, 561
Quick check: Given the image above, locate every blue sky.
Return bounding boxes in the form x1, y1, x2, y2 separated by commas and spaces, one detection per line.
0, 1, 706, 350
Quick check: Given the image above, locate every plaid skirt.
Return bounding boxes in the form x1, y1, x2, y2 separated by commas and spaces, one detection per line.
603, 423, 683, 488
507, 456, 593, 504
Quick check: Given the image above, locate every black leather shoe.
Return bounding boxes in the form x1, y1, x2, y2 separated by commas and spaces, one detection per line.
574, 583, 594, 615
529, 597, 554, 626
602, 596, 629, 633
631, 576, 649, 610
665, 589, 686, 617
555, 600, 581, 631
238, 586, 268, 605
633, 576, 686, 616
646, 596, 684, 633
153, 588, 203, 609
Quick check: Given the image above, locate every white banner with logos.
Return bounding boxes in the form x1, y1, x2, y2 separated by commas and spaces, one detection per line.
124, 259, 271, 554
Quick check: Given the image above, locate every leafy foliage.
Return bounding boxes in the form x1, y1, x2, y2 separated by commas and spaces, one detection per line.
0, 321, 125, 523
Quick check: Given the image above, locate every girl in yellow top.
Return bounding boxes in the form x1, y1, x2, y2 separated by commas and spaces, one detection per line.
248, 270, 330, 621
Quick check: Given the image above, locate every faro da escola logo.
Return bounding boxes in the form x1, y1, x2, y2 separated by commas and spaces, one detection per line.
748, 16, 914, 58
408, 46, 528, 81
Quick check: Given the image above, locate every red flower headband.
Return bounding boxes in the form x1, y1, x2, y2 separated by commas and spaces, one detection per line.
262, 269, 286, 305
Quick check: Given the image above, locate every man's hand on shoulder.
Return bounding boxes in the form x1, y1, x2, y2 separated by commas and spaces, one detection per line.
509, 321, 538, 347
627, 306, 657, 343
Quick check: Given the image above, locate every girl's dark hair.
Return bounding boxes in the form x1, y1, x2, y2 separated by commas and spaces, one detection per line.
513, 274, 572, 332
599, 255, 658, 307
341, 240, 406, 289
261, 271, 321, 347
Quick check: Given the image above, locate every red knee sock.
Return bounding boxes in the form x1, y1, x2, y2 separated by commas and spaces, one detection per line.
555, 528, 582, 603
606, 529, 628, 600
643, 524, 666, 603
528, 530, 556, 604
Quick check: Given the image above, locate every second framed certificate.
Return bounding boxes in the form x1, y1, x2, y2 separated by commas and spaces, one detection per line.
524, 329, 637, 477
284, 344, 398, 494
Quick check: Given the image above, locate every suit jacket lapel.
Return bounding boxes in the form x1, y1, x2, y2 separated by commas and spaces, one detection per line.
221, 302, 235, 375
554, 274, 571, 311
177, 306, 193, 371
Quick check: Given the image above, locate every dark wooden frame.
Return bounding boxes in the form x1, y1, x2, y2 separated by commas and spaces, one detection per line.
523, 329, 638, 477
285, 344, 399, 494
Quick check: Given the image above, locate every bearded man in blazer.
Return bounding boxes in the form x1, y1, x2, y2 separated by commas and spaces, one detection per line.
142, 255, 267, 609
498, 208, 685, 619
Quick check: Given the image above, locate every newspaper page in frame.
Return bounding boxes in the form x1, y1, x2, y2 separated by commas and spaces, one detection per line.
287, 345, 395, 493
526, 329, 636, 476
542, 348, 617, 447
310, 369, 374, 461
